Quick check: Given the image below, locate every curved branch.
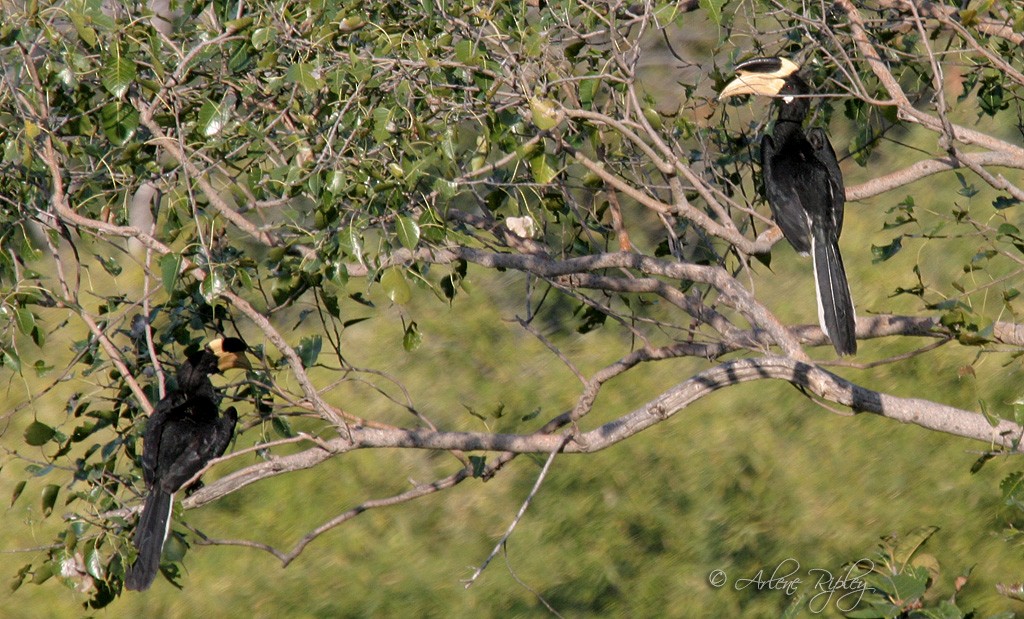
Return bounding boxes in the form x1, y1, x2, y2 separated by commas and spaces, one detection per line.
846, 151, 1024, 202
184, 356, 1024, 513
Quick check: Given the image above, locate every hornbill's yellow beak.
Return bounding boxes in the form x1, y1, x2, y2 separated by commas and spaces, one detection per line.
719, 57, 801, 100
207, 337, 253, 372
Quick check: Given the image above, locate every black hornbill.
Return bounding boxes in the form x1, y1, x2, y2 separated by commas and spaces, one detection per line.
720, 57, 857, 356
125, 337, 252, 591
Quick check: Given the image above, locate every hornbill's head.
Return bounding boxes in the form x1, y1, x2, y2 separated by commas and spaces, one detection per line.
206, 337, 253, 373
718, 57, 806, 102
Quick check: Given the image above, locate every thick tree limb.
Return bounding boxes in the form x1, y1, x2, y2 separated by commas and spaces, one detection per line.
185, 356, 1024, 514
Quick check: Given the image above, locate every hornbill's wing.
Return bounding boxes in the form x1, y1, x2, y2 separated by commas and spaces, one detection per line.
140, 392, 185, 487
152, 399, 228, 492
210, 407, 239, 460
806, 127, 845, 235
793, 135, 856, 356
760, 134, 812, 254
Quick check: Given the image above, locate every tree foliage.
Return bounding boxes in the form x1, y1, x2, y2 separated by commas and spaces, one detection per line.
1, 0, 1023, 613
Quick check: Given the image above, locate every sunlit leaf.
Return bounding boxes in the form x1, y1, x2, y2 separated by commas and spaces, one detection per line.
530, 153, 558, 184
286, 63, 324, 94
160, 252, 183, 294
403, 321, 421, 351
699, 0, 727, 27
14, 308, 35, 335
381, 267, 411, 304
338, 226, 363, 263
529, 97, 562, 130
1001, 472, 1024, 509
198, 96, 234, 137
396, 216, 420, 250
84, 546, 105, 580
252, 26, 274, 49
200, 270, 227, 303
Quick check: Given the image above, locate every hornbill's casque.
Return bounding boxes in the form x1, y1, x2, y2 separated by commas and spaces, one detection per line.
125, 337, 252, 591
720, 57, 857, 356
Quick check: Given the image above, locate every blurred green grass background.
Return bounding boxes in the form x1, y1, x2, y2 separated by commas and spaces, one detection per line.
3, 34, 1024, 618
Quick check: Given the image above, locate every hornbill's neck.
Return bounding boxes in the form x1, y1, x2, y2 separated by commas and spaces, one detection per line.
177, 351, 219, 396
775, 72, 811, 122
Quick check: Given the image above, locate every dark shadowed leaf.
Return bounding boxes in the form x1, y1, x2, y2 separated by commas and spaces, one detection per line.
11, 480, 26, 506
296, 335, 322, 367
24, 421, 56, 446
41, 484, 59, 517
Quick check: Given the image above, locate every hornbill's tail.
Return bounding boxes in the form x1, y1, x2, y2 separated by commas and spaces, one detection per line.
125, 488, 173, 591
811, 235, 857, 356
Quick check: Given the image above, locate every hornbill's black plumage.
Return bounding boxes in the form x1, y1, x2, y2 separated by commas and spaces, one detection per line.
125, 337, 251, 591
720, 57, 857, 355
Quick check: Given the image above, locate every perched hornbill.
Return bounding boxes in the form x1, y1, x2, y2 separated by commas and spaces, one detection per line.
125, 337, 252, 591
720, 57, 857, 355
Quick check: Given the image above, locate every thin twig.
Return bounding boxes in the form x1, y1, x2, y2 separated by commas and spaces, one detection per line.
463, 433, 572, 588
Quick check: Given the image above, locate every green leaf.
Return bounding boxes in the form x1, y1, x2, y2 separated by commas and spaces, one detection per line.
159, 253, 183, 293
200, 269, 227, 304
530, 153, 558, 184
252, 26, 274, 49
403, 321, 421, 352
870, 236, 903, 263
469, 455, 487, 477
41, 484, 59, 517
654, 2, 681, 25
98, 255, 122, 276
380, 267, 411, 304
3, 347, 22, 373
979, 399, 1000, 427
99, 101, 139, 145
24, 421, 56, 446
372, 106, 394, 142
954, 172, 978, 198
454, 39, 477, 64
1001, 472, 1024, 509
198, 96, 233, 137
970, 452, 995, 474
70, 17, 98, 47
529, 97, 562, 130
84, 546, 105, 580
891, 525, 939, 567
272, 416, 295, 438
163, 532, 187, 562
101, 48, 136, 98
14, 308, 35, 335
699, 0, 726, 27
11, 480, 26, 506
286, 63, 324, 94
338, 226, 363, 263
30, 560, 55, 584
994, 196, 1020, 210
396, 216, 420, 250
296, 335, 322, 368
